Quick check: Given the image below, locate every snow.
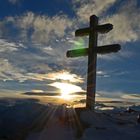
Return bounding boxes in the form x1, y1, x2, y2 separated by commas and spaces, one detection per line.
80, 107, 140, 140
0, 98, 140, 140
26, 105, 76, 140
27, 116, 75, 140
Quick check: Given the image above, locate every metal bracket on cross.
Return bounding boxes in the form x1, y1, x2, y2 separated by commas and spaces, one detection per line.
66, 15, 121, 110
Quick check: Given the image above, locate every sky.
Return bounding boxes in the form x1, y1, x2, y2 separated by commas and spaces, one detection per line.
0, 0, 140, 104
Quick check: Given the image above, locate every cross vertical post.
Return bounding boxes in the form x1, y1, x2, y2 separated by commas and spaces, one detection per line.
86, 15, 98, 110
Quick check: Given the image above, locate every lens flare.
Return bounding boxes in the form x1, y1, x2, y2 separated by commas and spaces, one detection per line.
73, 38, 85, 49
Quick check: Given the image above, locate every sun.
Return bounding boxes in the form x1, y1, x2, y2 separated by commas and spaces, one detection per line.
60, 85, 71, 100
49, 82, 84, 100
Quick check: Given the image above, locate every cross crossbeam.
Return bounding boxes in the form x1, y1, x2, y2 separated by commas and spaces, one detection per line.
67, 44, 121, 57
75, 23, 113, 36
66, 15, 121, 110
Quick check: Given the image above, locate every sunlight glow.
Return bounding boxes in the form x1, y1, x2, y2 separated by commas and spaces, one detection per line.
49, 82, 84, 100
73, 38, 85, 49
47, 71, 83, 83
31, 89, 44, 93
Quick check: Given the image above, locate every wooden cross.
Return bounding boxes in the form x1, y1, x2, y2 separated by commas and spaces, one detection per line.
66, 15, 121, 110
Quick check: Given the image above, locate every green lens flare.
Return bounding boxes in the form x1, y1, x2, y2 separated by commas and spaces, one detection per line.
73, 38, 85, 49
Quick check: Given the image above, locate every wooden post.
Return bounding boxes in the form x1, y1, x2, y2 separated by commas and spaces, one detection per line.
86, 15, 98, 110
66, 15, 121, 110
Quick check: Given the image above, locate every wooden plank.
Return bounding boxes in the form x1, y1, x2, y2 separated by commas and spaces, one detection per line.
97, 44, 121, 54
96, 23, 113, 33
75, 23, 113, 36
66, 48, 88, 57
75, 27, 90, 37
86, 15, 98, 110
66, 44, 121, 57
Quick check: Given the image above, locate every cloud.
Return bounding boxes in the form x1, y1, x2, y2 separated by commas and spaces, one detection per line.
0, 11, 74, 45
32, 15, 73, 44
0, 62, 84, 85
97, 71, 105, 75
8, 0, 20, 4
30, 90, 44, 93
23, 91, 60, 96
100, 0, 140, 44
0, 39, 25, 52
6, 12, 73, 44
121, 94, 140, 100
26, 73, 51, 81
97, 90, 124, 99
27, 63, 52, 74
24, 70, 84, 85
97, 48, 135, 61
73, 0, 117, 23
0, 58, 52, 82
0, 58, 26, 82
97, 90, 140, 103
46, 70, 84, 83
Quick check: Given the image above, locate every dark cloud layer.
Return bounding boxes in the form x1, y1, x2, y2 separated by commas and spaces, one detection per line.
23, 92, 60, 96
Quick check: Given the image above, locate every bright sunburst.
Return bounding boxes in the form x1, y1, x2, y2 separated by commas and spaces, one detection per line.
49, 82, 84, 100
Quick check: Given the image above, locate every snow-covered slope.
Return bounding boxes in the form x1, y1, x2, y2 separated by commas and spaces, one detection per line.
80, 107, 140, 140
0, 98, 140, 140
